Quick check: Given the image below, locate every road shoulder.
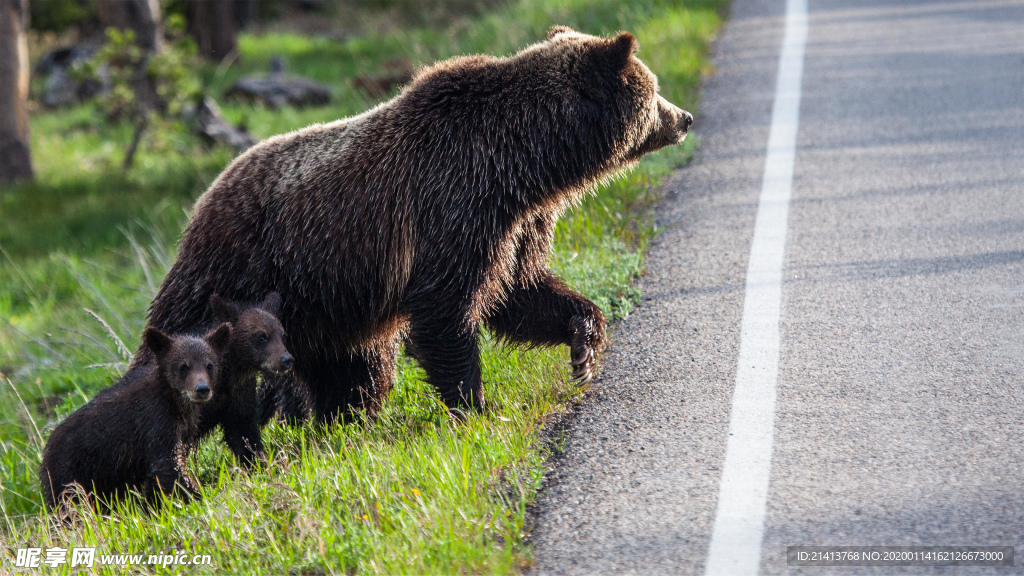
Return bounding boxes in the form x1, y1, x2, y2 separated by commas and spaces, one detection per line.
527, 0, 787, 572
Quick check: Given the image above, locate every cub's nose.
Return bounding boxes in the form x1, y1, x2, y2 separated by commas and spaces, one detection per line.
681, 110, 694, 131
280, 354, 294, 371
195, 381, 211, 400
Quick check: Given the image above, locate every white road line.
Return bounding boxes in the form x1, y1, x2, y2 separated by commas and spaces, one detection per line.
703, 0, 807, 574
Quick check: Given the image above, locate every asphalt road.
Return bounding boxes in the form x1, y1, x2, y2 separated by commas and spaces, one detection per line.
528, 0, 1024, 574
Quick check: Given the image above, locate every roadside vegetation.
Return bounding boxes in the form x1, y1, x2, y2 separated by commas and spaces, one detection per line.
0, 0, 724, 573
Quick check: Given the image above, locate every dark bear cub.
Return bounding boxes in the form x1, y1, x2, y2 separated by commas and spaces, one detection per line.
197, 292, 293, 467
40, 325, 231, 511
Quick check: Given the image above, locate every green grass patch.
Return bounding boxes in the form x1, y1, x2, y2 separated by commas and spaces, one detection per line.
0, 0, 724, 572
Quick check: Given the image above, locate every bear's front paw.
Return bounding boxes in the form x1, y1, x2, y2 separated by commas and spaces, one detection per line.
569, 310, 606, 384
442, 378, 485, 413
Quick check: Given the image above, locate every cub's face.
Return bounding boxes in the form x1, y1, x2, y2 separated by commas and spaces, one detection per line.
168, 342, 217, 403
236, 308, 293, 375
210, 292, 294, 376
144, 325, 231, 403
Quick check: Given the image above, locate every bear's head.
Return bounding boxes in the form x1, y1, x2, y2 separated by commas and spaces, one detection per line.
210, 292, 293, 376
405, 26, 693, 197
143, 324, 230, 404
539, 26, 692, 165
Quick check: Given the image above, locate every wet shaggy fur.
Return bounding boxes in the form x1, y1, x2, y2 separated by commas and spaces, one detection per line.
143, 26, 692, 422
40, 326, 231, 511
197, 293, 293, 467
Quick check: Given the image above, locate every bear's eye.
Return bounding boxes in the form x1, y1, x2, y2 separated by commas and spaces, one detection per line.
257, 333, 269, 344
179, 363, 189, 375
207, 363, 215, 372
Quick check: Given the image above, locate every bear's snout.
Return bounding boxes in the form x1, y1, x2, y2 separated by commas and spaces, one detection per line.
681, 110, 694, 132
264, 353, 294, 375
658, 95, 692, 142
194, 381, 211, 401
644, 95, 692, 153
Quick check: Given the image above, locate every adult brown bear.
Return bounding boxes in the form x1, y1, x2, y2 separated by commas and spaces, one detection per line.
144, 26, 692, 422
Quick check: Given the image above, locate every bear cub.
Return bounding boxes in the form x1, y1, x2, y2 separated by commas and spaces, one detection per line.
197, 292, 292, 468
40, 324, 230, 511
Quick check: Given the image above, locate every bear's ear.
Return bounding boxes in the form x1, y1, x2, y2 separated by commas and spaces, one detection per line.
210, 294, 240, 323
206, 323, 232, 355
599, 32, 638, 71
548, 25, 575, 40
143, 327, 173, 358
261, 291, 282, 316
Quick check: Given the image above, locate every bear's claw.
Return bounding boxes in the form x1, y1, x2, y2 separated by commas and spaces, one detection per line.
569, 350, 592, 367
569, 312, 605, 385
569, 347, 596, 383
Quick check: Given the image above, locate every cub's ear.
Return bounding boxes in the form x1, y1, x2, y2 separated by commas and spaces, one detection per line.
210, 294, 240, 323
600, 32, 638, 71
261, 291, 282, 316
206, 323, 232, 355
143, 327, 173, 357
548, 25, 575, 40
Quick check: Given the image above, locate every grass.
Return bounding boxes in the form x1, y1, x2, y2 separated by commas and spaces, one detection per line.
0, 0, 725, 573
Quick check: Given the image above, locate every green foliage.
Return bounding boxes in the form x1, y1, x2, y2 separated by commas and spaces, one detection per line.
70, 23, 202, 169
149, 15, 203, 117
29, 0, 97, 34
344, 0, 508, 26
74, 28, 145, 121
0, 0, 724, 572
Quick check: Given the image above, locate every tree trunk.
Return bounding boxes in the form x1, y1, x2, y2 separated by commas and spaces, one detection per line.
0, 0, 33, 184
187, 0, 237, 61
96, 0, 163, 52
